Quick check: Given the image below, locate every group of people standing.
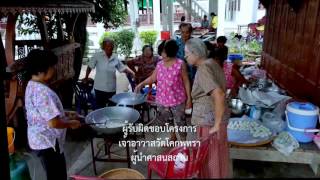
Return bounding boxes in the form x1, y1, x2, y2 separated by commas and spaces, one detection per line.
132, 22, 231, 178
23, 17, 247, 179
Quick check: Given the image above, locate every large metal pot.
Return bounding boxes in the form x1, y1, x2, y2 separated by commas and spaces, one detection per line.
110, 92, 147, 106
85, 106, 140, 135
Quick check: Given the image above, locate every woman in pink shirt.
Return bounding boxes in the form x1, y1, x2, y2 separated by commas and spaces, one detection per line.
135, 40, 192, 141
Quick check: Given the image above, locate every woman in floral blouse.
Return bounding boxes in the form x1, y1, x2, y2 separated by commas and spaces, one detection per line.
25, 49, 81, 180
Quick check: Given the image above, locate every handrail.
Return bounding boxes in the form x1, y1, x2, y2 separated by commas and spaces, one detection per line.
176, 0, 208, 19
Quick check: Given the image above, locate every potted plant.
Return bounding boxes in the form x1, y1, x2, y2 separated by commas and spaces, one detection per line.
139, 30, 158, 47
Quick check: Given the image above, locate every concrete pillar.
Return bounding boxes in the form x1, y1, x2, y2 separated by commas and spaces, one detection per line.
146, 0, 150, 24
161, 0, 173, 37
217, 0, 226, 36
129, 0, 139, 33
252, 0, 259, 22
187, 0, 192, 22
167, 0, 173, 37
153, 0, 161, 31
238, 0, 255, 25
161, 0, 168, 31
209, 0, 218, 15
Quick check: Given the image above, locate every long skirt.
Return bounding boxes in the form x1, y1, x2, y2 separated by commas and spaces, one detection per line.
197, 122, 229, 178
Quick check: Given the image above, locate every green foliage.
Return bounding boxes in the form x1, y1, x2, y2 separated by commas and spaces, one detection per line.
227, 33, 262, 56
16, 0, 128, 37
99, 29, 135, 57
88, 0, 128, 29
99, 31, 119, 49
139, 30, 158, 46
16, 14, 39, 35
247, 39, 262, 53
117, 29, 135, 57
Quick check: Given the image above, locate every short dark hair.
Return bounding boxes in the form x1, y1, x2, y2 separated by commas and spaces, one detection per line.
204, 41, 214, 51
179, 23, 193, 33
217, 36, 227, 44
142, 45, 153, 53
26, 49, 58, 76
204, 15, 207, 18
102, 38, 114, 50
210, 12, 216, 16
163, 40, 179, 58
157, 40, 166, 56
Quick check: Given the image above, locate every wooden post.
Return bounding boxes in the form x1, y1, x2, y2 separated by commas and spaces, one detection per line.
36, 13, 49, 49
5, 13, 17, 119
5, 13, 16, 65
56, 13, 64, 41
0, 27, 11, 180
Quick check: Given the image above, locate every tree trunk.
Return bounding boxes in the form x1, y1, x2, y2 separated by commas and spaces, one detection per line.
36, 13, 49, 49
73, 13, 88, 81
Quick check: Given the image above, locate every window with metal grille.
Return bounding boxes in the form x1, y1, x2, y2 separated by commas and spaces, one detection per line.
225, 0, 241, 21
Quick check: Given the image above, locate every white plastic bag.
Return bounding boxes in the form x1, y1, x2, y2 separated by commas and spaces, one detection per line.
262, 112, 286, 134
272, 131, 299, 156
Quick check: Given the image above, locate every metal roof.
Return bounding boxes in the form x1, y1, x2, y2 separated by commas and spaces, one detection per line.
0, 0, 95, 15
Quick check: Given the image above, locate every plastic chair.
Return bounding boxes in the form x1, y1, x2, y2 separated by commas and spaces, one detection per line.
73, 80, 96, 115
147, 135, 213, 179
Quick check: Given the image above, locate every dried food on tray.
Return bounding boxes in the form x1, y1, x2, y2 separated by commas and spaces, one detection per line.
227, 116, 273, 145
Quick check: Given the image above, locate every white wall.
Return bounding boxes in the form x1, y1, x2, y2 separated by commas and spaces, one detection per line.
218, 0, 264, 35
237, 0, 256, 25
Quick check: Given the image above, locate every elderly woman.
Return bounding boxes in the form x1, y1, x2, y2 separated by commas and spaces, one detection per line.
185, 38, 230, 178
83, 38, 135, 109
25, 49, 81, 180
126, 45, 159, 87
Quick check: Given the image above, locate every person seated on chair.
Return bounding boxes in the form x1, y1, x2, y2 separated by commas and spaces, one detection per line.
83, 38, 135, 109
135, 40, 192, 141
223, 54, 249, 98
201, 15, 210, 29
126, 45, 160, 87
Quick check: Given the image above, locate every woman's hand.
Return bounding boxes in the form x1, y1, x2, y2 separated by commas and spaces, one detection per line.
125, 67, 136, 78
65, 111, 79, 120
186, 98, 192, 109
134, 83, 143, 93
209, 124, 220, 134
81, 77, 89, 84
69, 120, 81, 129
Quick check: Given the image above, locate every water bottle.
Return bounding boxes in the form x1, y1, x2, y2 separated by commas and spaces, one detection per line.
249, 106, 261, 120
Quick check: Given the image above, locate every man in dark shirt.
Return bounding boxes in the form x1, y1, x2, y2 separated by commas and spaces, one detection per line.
213, 36, 228, 67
